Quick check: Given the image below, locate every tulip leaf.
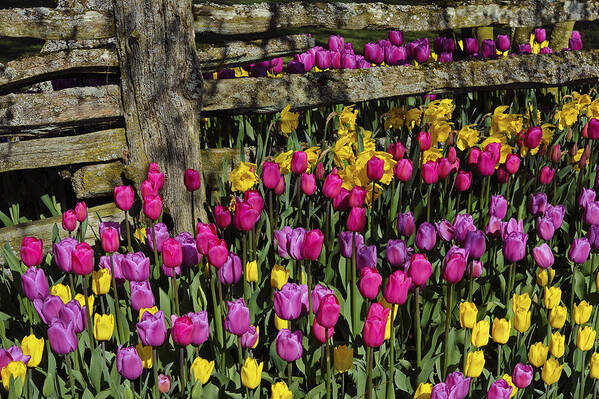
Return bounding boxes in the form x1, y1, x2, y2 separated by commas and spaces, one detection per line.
3, 241, 21, 274
95, 390, 112, 399
42, 372, 55, 397
122, 383, 133, 399
159, 287, 172, 319
190, 380, 203, 398
82, 388, 94, 399
89, 347, 103, 393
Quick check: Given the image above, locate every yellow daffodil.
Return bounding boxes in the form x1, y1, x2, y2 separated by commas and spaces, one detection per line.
555, 101, 579, 130
405, 108, 422, 129
588, 99, 599, 119
333, 345, 353, 373
305, 146, 321, 172
241, 357, 263, 389
528, 342, 549, 368
459, 302, 478, 329
229, 162, 258, 192
51, 284, 71, 304
339, 105, 358, 129
383, 107, 406, 130
423, 99, 453, 125
279, 105, 299, 136
429, 120, 452, 146
20, 334, 44, 368
464, 350, 485, 378
490, 106, 523, 139
456, 124, 479, 151
134, 227, 147, 244
190, 357, 214, 385
92, 268, 111, 295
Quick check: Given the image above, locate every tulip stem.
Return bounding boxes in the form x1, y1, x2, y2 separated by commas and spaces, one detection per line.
243, 234, 249, 301
387, 304, 395, 399
581, 350, 587, 399
179, 347, 186, 397
443, 284, 453, 380
415, 286, 421, 372
110, 254, 123, 346
571, 262, 577, 318
210, 269, 224, 372
325, 329, 331, 399
152, 223, 159, 278
463, 329, 469, 372
82, 276, 96, 350
506, 263, 515, 304
594, 379, 597, 399
268, 190, 274, 240
125, 210, 132, 252
172, 274, 180, 317
371, 182, 376, 242
426, 184, 432, 223
307, 260, 312, 336
190, 191, 195, 234
287, 362, 292, 387
325, 199, 331, 260
351, 233, 358, 340
152, 349, 159, 398
66, 354, 76, 398
497, 343, 502, 377
68, 273, 76, 303
366, 346, 373, 399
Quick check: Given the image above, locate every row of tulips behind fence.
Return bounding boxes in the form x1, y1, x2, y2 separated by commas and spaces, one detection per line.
6, 89, 599, 399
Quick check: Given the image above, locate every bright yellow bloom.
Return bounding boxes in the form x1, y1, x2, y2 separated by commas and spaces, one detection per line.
274, 314, 288, 330
92, 268, 111, 295
421, 147, 443, 165
93, 313, 114, 341
333, 345, 353, 373
380, 297, 398, 321
229, 162, 258, 192
241, 357, 263, 389
414, 382, 433, 399
588, 99, 599, 119
271, 381, 292, 399
246, 260, 258, 283
471, 320, 490, 348
501, 374, 518, 398
596, 272, 599, 292
492, 318, 511, 344
139, 306, 159, 321
429, 120, 452, 146
590, 352, 599, 379
136, 343, 153, 369
459, 302, 477, 329
233, 67, 249, 78
20, 334, 44, 368
514, 308, 531, 333
305, 147, 321, 172
528, 342, 549, 368
549, 306, 567, 329
339, 105, 358, 129
555, 101, 579, 130
577, 326, 596, 351
365, 183, 384, 209
134, 227, 147, 244
541, 358, 563, 385
270, 265, 289, 290
383, 107, 406, 130
512, 293, 531, 313
1, 361, 26, 392
274, 151, 293, 175
537, 268, 555, 287
280, 105, 299, 136
190, 357, 214, 385
423, 99, 453, 124
405, 108, 422, 129
572, 148, 589, 171
464, 350, 485, 378
51, 284, 71, 304
550, 331, 565, 358
456, 124, 479, 151
544, 286, 561, 309
574, 300, 593, 324
75, 293, 94, 317
490, 106, 523, 139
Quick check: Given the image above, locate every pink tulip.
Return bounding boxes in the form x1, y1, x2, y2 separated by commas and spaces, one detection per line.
101, 226, 120, 253
207, 239, 228, 268
143, 195, 163, 221
291, 151, 308, 174
62, 210, 77, 232
394, 159, 413, 182
359, 267, 382, 299
114, 185, 135, 211
383, 270, 411, 305
163, 238, 183, 268
75, 202, 87, 222
72, 242, 94, 275
346, 207, 366, 232
184, 169, 201, 192
301, 173, 316, 195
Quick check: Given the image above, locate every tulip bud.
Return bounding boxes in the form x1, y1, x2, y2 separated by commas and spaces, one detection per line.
346, 207, 366, 232
62, 210, 77, 232
300, 173, 316, 196
114, 185, 135, 211
158, 374, 171, 393
75, 202, 87, 222
417, 131, 431, 151
291, 151, 308, 174
21, 237, 43, 268
101, 226, 120, 253
261, 161, 281, 190
393, 159, 413, 182
367, 156, 385, 181
314, 162, 325, 180
323, 172, 343, 199
143, 194, 163, 221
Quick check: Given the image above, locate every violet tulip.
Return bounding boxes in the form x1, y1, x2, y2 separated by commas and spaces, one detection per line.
416, 223, 437, 251
175, 232, 200, 267
316, 294, 340, 328
48, 320, 77, 354
386, 239, 410, 267
579, 188, 596, 209
464, 38, 478, 55
276, 329, 303, 361
117, 346, 143, 380
436, 220, 455, 242
503, 232, 528, 263
589, 225, 599, 250
21, 267, 49, 301
114, 185, 134, 211
512, 363, 533, 389
537, 216, 555, 241
569, 238, 591, 264
529, 192, 548, 216
338, 231, 364, 258
274, 283, 303, 321
130, 281, 155, 311
72, 242, 94, 275
187, 311, 209, 346
487, 379, 512, 399
62, 210, 77, 232
53, 237, 77, 273
446, 372, 471, 398
496, 35, 510, 52
241, 325, 259, 348
356, 243, 377, 271
453, 214, 476, 244
359, 267, 382, 299
137, 310, 167, 347
225, 298, 250, 336
219, 253, 242, 285
397, 211, 415, 237
184, 169, 201, 192
585, 201, 599, 225
443, 246, 468, 284
481, 39, 496, 59
171, 315, 194, 346
122, 252, 151, 281
464, 230, 485, 259
346, 207, 366, 232
384, 270, 412, 304
143, 194, 163, 221
61, 300, 87, 333
146, 223, 169, 252
490, 195, 508, 219
33, 295, 64, 325
21, 237, 43, 268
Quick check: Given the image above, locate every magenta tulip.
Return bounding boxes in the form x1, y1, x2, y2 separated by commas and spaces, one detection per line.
363, 303, 389, 348
214, 205, 231, 229
512, 363, 533, 389
367, 156, 385, 181
162, 238, 183, 268
276, 329, 303, 362
207, 239, 228, 268
184, 169, 201, 192
301, 229, 324, 260
316, 294, 340, 328
20, 237, 43, 268
171, 315, 194, 346
384, 270, 411, 305
291, 151, 308, 174
240, 325, 259, 348
422, 161, 439, 184
442, 246, 468, 284
487, 379, 512, 399
359, 267, 382, 299
71, 242, 93, 275
346, 207, 366, 232
301, 173, 316, 196
143, 194, 163, 221
225, 298, 250, 336
114, 185, 134, 211
62, 210, 77, 232
101, 226, 120, 253
261, 161, 281, 190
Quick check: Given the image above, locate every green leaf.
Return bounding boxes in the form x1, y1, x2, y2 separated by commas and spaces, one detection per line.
42, 372, 56, 397
89, 347, 103, 393
0, 210, 14, 227
3, 242, 21, 274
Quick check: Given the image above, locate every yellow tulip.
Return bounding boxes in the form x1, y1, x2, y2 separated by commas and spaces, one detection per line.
541, 358, 563, 385
139, 306, 159, 321
1, 361, 26, 392
459, 302, 478, 329
544, 286, 561, 309
577, 326, 596, 351
528, 342, 549, 368
413, 382, 433, 399
549, 332, 565, 358
590, 352, 599, 379
464, 350, 485, 378
229, 162, 258, 192
271, 381, 292, 399
190, 357, 214, 385
93, 314, 114, 341
333, 345, 353, 373
549, 305, 567, 329
380, 297, 398, 321
514, 308, 531, 333
492, 318, 511, 344
270, 265, 289, 290
501, 374, 518, 398
573, 300, 593, 325
471, 320, 490, 348
240, 357, 263, 389
280, 105, 299, 136
246, 260, 258, 283
20, 334, 44, 368
135, 343, 153, 369
92, 269, 111, 295
512, 293, 531, 313
537, 268, 555, 287
274, 314, 288, 330
75, 293, 94, 317
51, 283, 71, 304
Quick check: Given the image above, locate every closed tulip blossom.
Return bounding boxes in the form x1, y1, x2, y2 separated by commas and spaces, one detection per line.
455, 170, 472, 192
408, 253, 433, 286
162, 238, 182, 268
529, 192, 548, 216
274, 283, 304, 321
62, 210, 77, 232
421, 161, 439, 184
359, 267, 382, 299
33, 295, 64, 325
171, 315, 194, 346
496, 34, 511, 52
436, 220, 455, 242
577, 326, 596, 351
316, 294, 340, 328
511, 363, 533, 389
415, 222, 437, 251
195, 222, 218, 255
322, 172, 343, 199
539, 166, 555, 185
394, 159, 413, 182
464, 350, 485, 378
337, 231, 364, 258
397, 211, 416, 237
471, 320, 490, 347
579, 188, 596, 209
117, 346, 143, 380
348, 186, 367, 207
585, 201, 599, 225
291, 151, 308, 174
137, 310, 167, 347
468, 260, 484, 278
388, 142, 406, 161
100, 226, 120, 253
114, 185, 134, 211
367, 156, 385, 181
225, 298, 250, 336
218, 253, 242, 285
276, 329, 303, 362
175, 232, 200, 267
53, 237, 78, 273
207, 239, 228, 268
21, 267, 49, 301
481, 39, 496, 59
143, 194, 163, 221
463, 230, 485, 259
122, 252, 151, 281
445, 372, 471, 398
443, 246, 468, 284
569, 237, 591, 264
502, 232, 528, 263
550, 331, 565, 358
214, 205, 231, 230
311, 284, 334, 315
489, 195, 508, 219
234, 200, 260, 231
21, 237, 43, 268
240, 325, 259, 349
261, 161, 281, 190
533, 243, 554, 269
492, 318, 511, 344
356, 243, 377, 271
385, 239, 411, 267
453, 214, 476, 244
130, 281, 155, 311
384, 270, 412, 304
48, 320, 77, 354
477, 150, 496, 176
346, 207, 366, 232
301, 229, 324, 260
537, 216, 555, 241
363, 303, 389, 348
71, 242, 94, 275
590, 225, 599, 250
185, 311, 209, 346
146, 223, 169, 252
487, 379, 512, 399
463, 37, 479, 55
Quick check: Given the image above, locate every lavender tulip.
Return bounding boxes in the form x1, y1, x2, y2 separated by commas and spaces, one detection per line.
121, 252, 151, 281
446, 371, 471, 399
99, 253, 125, 284
529, 192, 547, 216
589, 225, 599, 250
356, 243, 377, 271
537, 216, 555, 241
130, 281, 155, 311
187, 311, 210, 346
503, 232, 528, 263
512, 363, 533, 388
545, 204, 565, 229
533, 243, 554, 269
490, 195, 508, 219
21, 267, 49, 301
338, 231, 364, 258
386, 239, 411, 267
569, 238, 591, 264
146, 223, 169, 252
33, 295, 64, 325
274, 283, 303, 321
241, 325, 259, 348
53, 237, 78, 273
218, 252, 242, 285
225, 298, 250, 336
585, 201, 599, 225
117, 346, 143, 380
137, 310, 167, 347
276, 329, 303, 362
60, 300, 87, 333
397, 211, 415, 237
463, 230, 485, 259
579, 188, 596, 209
416, 222, 437, 251
487, 379, 512, 399
48, 320, 77, 354
454, 214, 476, 244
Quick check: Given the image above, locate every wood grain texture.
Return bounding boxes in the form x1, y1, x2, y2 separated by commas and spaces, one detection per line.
0, 7, 114, 40
202, 50, 599, 113
0, 85, 122, 135
193, 1, 599, 36
0, 48, 118, 94
0, 128, 126, 172
0, 203, 123, 264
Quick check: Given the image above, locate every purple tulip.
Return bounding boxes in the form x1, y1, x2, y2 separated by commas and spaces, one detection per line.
416, 223, 437, 251
315, 50, 332, 69
341, 53, 357, 69
99, 253, 125, 284
446, 371, 471, 399
311, 284, 333, 315
385, 45, 408, 66
486, 216, 503, 238
137, 310, 167, 347
359, 267, 382, 299
540, 47, 553, 54
570, 30, 583, 51
117, 346, 143, 380
397, 211, 415, 237
378, 39, 392, 48
431, 382, 449, 399
503, 232, 528, 263
413, 41, 430, 63
436, 220, 455, 242
533, 243, 554, 269
161, 264, 182, 277
276, 329, 303, 362
443, 246, 468, 284
249, 63, 267, 77
481, 39, 496, 59
294, 52, 315, 72
585, 201, 599, 225
146, 223, 169, 252
60, 300, 87, 333
218, 252, 242, 285
569, 238, 591, 264
463, 230, 485, 259
338, 231, 364, 258
386, 239, 411, 267
534, 28, 547, 43
48, 320, 77, 354
21, 267, 49, 301
286, 60, 305, 74
468, 260, 484, 278
33, 295, 64, 325
490, 195, 508, 219
53, 237, 78, 273
187, 311, 210, 346
496, 35, 511, 52
275, 227, 306, 260
512, 363, 533, 388
130, 281, 155, 311
463, 38, 479, 55
537, 215, 555, 241
121, 252, 151, 281
241, 325, 259, 348
225, 298, 250, 336
579, 188, 596, 209
356, 243, 377, 271
544, 204, 564, 230
175, 232, 200, 267
328, 35, 344, 51
487, 379, 512, 399
389, 30, 403, 46
589, 225, 599, 250
269, 58, 283, 74
364, 43, 384, 64
438, 52, 453, 63
331, 51, 342, 69
274, 283, 303, 321
5, 347, 30, 365
502, 218, 525, 238
453, 214, 476, 244
518, 43, 532, 54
